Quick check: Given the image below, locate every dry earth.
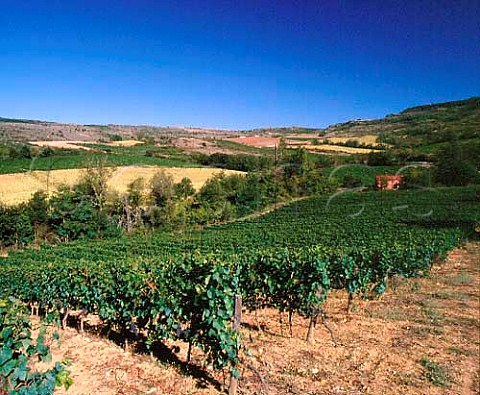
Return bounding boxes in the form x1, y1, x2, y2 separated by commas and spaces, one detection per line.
30, 139, 142, 149
29, 141, 95, 151
174, 137, 241, 155
224, 136, 280, 148
30, 242, 479, 395
0, 120, 234, 142
223, 136, 381, 154
301, 144, 380, 154
0, 166, 244, 205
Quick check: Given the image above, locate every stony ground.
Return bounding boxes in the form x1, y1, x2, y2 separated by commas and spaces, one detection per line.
35, 242, 479, 395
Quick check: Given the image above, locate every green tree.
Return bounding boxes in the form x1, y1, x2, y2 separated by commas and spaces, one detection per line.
174, 177, 195, 199
20, 144, 32, 159
434, 135, 478, 186
48, 186, 119, 241
76, 158, 115, 210
367, 150, 395, 166
150, 170, 175, 207
127, 177, 146, 208
119, 177, 146, 232
0, 204, 34, 247
27, 191, 49, 225
401, 167, 432, 189
26, 191, 50, 242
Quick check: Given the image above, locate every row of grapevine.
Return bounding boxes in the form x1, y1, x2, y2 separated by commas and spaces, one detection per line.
0, 227, 462, 372
0, 255, 242, 376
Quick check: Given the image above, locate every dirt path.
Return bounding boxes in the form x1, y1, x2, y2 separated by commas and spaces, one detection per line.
44, 243, 479, 394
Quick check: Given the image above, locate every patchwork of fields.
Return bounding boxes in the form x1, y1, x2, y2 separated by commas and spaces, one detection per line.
223, 135, 381, 153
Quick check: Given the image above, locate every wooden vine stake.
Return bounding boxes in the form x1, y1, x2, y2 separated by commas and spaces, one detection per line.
228, 295, 242, 395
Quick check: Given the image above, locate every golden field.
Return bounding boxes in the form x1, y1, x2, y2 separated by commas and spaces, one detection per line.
0, 166, 244, 206
325, 134, 380, 146
29, 141, 94, 150
107, 139, 143, 147
29, 139, 144, 150
301, 144, 379, 154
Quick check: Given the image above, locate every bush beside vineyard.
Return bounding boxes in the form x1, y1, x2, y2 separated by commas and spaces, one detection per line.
0, 297, 72, 394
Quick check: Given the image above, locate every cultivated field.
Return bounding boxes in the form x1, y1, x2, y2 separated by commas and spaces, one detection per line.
0, 182, 478, 394
107, 139, 143, 147
223, 136, 381, 154
301, 144, 379, 154
29, 141, 94, 151
224, 136, 279, 148
0, 166, 243, 205
29, 139, 144, 150
325, 134, 380, 146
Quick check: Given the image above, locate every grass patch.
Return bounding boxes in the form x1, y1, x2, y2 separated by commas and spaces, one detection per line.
420, 358, 451, 388
431, 291, 468, 301
449, 346, 477, 357
0, 152, 198, 174
394, 371, 421, 387
410, 325, 444, 337
418, 301, 443, 326
445, 272, 474, 285
368, 306, 412, 321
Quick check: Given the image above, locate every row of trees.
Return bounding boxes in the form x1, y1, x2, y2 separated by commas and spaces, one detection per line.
0, 143, 57, 160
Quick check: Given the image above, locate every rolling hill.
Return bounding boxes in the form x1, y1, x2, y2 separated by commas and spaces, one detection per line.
321, 97, 480, 149
1, 97, 478, 161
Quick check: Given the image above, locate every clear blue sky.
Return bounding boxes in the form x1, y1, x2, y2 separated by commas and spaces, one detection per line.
1, 0, 479, 130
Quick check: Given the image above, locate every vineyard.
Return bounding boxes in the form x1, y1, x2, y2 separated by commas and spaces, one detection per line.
0, 186, 478, 389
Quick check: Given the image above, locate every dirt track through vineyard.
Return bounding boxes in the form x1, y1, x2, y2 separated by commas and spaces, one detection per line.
41, 242, 480, 395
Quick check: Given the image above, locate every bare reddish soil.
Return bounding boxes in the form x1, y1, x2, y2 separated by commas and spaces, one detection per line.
224, 136, 280, 148
174, 137, 240, 155
36, 243, 479, 395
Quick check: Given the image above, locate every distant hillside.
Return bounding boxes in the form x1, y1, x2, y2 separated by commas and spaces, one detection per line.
240, 126, 323, 136
321, 97, 480, 150
1, 97, 478, 151
0, 118, 234, 142
0, 117, 47, 124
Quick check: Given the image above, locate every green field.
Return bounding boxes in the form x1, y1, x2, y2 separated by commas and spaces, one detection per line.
0, 144, 199, 174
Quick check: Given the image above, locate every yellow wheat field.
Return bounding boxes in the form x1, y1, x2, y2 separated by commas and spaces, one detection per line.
301, 144, 379, 154
29, 139, 143, 150
325, 134, 380, 146
107, 140, 143, 147
29, 141, 94, 150
0, 166, 244, 206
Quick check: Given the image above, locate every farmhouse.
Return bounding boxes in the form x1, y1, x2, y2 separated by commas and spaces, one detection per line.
375, 175, 402, 190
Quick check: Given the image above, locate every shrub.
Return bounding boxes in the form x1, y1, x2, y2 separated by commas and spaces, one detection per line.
0, 297, 73, 393
434, 136, 478, 186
